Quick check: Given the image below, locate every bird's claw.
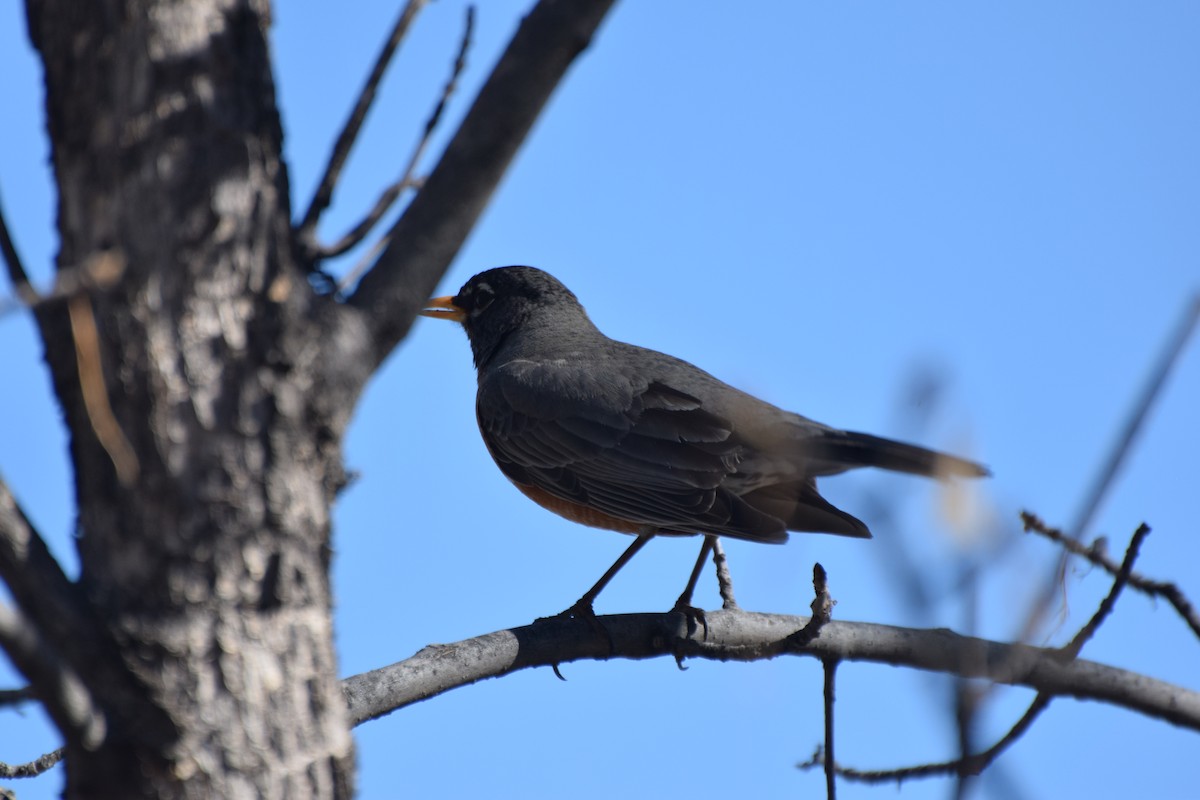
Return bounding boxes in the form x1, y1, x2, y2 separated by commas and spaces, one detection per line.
671, 602, 709, 640
545, 599, 614, 653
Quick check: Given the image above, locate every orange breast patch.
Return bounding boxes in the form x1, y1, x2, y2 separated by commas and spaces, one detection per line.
512, 483, 647, 534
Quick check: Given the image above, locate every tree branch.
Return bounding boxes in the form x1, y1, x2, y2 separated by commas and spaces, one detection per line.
0, 686, 34, 707
296, 0, 430, 246
821, 658, 839, 800
1023, 512, 1200, 640
804, 516, 1154, 786
324, 6, 476, 268
0, 475, 171, 749
0, 477, 94, 671
346, 0, 617, 367
0, 747, 65, 780
0, 603, 104, 750
1060, 521, 1148, 657
342, 610, 1200, 731
0, 187, 37, 306
1067, 296, 1199, 541
801, 694, 1052, 785
1017, 295, 1200, 643
0, 479, 112, 747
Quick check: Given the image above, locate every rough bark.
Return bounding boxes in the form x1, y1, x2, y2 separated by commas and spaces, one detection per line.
24, 0, 355, 795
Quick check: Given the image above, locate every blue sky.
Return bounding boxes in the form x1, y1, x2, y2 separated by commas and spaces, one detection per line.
2, 2, 1198, 798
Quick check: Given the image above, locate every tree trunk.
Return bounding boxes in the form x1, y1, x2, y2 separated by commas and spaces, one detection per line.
25, 0, 356, 795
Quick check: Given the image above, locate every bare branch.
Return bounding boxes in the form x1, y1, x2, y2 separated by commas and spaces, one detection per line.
788, 563, 833, 648
0, 187, 37, 307
1061, 522, 1149, 657
346, 0, 617, 367
822, 658, 838, 800
1023, 512, 1200, 639
0, 747, 65, 779
1068, 296, 1198, 540
804, 519, 1153, 786
0, 348, 146, 754
0, 603, 105, 750
0, 477, 166, 743
801, 694, 1052, 785
0, 248, 125, 318
0, 477, 93, 670
341, 610, 1200, 730
712, 537, 738, 610
324, 7, 476, 268
296, 0, 430, 244
1018, 295, 1200, 642
67, 291, 139, 485
0, 686, 34, 707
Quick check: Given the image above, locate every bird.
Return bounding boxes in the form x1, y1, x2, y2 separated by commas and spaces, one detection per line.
419, 266, 988, 623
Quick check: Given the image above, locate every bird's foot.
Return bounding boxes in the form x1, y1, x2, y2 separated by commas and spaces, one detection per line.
671, 601, 709, 640
541, 599, 614, 653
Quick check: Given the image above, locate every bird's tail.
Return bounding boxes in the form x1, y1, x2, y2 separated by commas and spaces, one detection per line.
808, 430, 989, 479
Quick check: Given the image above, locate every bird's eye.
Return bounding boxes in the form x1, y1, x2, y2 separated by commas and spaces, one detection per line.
473, 285, 495, 313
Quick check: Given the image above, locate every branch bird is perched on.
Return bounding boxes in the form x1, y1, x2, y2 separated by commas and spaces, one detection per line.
421, 266, 988, 622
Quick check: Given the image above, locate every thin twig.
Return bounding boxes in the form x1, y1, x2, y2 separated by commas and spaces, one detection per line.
67, 291, 139, 486
1022, 511, 1199, 639
0, 187, 37, 307
952, 682, 979, 799
317, 175, 420, 264
801, 694, 1054, 784
336, 234, 391, 300
1018, 295, 1199, 643
331, 5, 476, 278
0, 603, 105, 750
787, 564, 833, 648
1068, 297, 1198, 541
0, 748, 64, 781
0, 475, 102, 683
344, 0, 618, 366
297, 0, 430, 244
822, 658, 838, 800
711, 537, 738, 610
802, 522, 1150, 786
952, 582, 982, 800
0, 686, 34, 707
0, 249, 126, 317
1060, 522, 1150, 657
0, 747, 65, 779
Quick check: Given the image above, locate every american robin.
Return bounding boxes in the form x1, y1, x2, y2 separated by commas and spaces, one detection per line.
420, 266, 987, 620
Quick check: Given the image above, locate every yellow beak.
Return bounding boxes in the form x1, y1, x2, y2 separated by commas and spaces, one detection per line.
419, 295, 467, 323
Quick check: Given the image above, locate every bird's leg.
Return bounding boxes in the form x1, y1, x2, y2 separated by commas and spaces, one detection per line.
672, 535, 717, 638
551, 530, 656, 647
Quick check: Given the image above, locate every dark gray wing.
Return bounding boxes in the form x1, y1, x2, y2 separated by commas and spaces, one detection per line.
476, 360, 788, 543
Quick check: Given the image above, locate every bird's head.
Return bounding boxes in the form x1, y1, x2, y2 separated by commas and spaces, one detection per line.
420, 266, 591, 369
